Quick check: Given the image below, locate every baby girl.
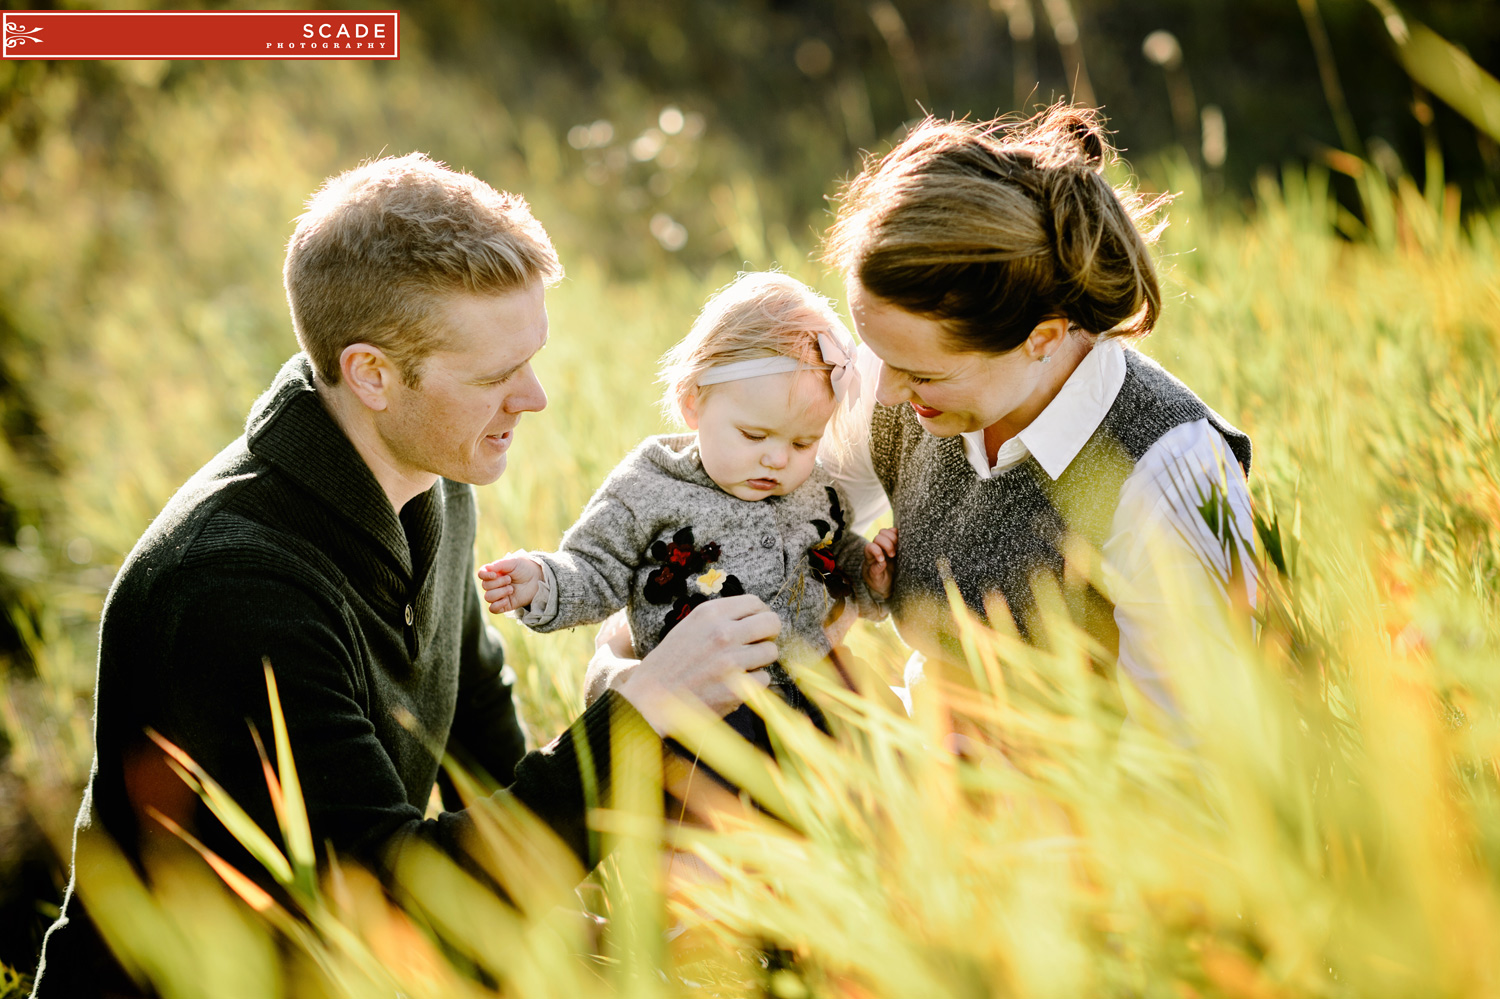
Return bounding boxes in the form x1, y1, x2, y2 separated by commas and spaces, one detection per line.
479, 272, 886, 742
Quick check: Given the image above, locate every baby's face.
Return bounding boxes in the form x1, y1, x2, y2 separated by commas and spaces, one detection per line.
685, 369, 836, 501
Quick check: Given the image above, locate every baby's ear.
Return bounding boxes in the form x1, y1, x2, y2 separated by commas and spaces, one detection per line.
679, 386, 701, 430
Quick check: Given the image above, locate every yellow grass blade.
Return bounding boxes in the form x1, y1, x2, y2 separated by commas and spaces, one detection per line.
247, 724, 287, 842
146, 728, 294, 886
146, 807, 280, 914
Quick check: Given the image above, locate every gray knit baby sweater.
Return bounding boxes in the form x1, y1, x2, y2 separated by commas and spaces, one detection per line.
522, 434, 872, 660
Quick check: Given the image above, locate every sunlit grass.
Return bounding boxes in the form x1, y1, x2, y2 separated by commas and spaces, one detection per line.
5, 51, 1500, 997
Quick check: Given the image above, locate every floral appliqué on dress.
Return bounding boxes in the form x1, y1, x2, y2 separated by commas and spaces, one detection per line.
643, 527, 745, 644
807, 486, 856, 609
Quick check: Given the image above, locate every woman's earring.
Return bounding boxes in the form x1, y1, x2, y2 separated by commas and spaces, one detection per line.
1038, 354, 1052, 364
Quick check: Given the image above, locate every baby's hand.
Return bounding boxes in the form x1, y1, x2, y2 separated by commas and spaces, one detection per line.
478, 554, 544, 614
862, 528, 898, 602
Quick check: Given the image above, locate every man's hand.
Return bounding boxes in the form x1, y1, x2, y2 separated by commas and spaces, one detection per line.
614, 595, 780, 735
863, 527, 898, 601
478, 554, 544, 613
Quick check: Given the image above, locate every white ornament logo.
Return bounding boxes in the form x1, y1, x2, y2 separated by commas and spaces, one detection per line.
5, 22, 45, 50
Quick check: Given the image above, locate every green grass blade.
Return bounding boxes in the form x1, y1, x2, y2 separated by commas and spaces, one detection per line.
1383, 14, 1500, 142
262, 660, 318, 898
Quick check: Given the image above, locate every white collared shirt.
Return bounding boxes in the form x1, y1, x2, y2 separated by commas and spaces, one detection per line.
821, 339, 1257, 721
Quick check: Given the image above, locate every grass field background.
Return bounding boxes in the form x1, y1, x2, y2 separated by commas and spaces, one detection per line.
3, 45, 1500, 999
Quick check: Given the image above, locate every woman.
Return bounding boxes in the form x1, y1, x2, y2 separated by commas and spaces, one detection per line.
821, 104, 1255, 720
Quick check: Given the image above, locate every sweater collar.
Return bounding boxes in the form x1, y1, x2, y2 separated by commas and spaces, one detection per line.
244, 354, 438, 583
638, 433, 721, 489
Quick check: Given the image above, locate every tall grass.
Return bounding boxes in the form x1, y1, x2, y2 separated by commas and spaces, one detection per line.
5, 54, 1500, 999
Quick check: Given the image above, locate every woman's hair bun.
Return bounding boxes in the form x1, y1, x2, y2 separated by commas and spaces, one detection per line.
1069, 116, 1106, 167
1022, 104, 1110, 169
821, 101, 1169, 354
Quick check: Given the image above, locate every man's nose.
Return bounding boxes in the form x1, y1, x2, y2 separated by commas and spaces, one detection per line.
505, 366, 548, 414
874, 361, 907, 407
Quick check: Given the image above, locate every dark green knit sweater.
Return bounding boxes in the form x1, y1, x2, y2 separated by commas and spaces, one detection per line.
33, 354, 648, 997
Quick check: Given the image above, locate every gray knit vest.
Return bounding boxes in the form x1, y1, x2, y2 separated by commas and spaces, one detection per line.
871, 347, 1252, 665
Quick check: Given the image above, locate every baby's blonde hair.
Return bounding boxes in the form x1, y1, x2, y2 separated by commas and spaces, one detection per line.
659, 271, 852, 423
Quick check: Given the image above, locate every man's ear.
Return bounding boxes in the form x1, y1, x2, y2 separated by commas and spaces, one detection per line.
679, 386, 701, 430
1025, 317, 1071, 362
339, 344, 397, 412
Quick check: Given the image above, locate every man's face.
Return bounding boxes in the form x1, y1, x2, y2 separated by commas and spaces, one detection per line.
378, 283, 549, 488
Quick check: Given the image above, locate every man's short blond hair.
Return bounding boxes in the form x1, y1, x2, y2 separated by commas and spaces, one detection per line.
284, 152, 563, 386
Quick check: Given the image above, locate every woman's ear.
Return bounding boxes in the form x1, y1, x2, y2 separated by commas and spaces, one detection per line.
1025, 318, 1071, 362
340, 343, 396, 412
679, 387, 701, 430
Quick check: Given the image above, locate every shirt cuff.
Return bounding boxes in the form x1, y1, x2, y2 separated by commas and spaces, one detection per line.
513, 554, 559, 627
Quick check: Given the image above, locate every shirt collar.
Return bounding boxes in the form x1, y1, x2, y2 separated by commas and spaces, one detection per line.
246, 353, 437, 583
960, 338, 1128, 480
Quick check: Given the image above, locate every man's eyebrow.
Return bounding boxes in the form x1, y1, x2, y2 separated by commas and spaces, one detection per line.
476, 336, 547, 381
477, 361, 524, 382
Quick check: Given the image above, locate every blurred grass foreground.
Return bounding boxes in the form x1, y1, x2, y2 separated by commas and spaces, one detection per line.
4, 42, 1500, 999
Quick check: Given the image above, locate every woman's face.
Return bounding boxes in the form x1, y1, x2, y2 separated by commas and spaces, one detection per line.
846, 280, 1044, 437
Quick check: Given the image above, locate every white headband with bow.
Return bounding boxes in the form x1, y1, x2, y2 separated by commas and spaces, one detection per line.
696, 331, 860, 405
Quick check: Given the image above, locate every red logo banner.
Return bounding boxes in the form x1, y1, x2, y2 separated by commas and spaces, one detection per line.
1, 10, 399, 60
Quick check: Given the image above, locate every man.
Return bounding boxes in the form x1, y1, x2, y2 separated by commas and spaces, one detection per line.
31, 153, 780, 997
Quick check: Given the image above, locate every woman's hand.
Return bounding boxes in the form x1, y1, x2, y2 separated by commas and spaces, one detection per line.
594, 608, 636, 659
824, 601, 857, 648
613, 595, 780, 735
582, 610, 638, 707
863, 527, 898, 601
